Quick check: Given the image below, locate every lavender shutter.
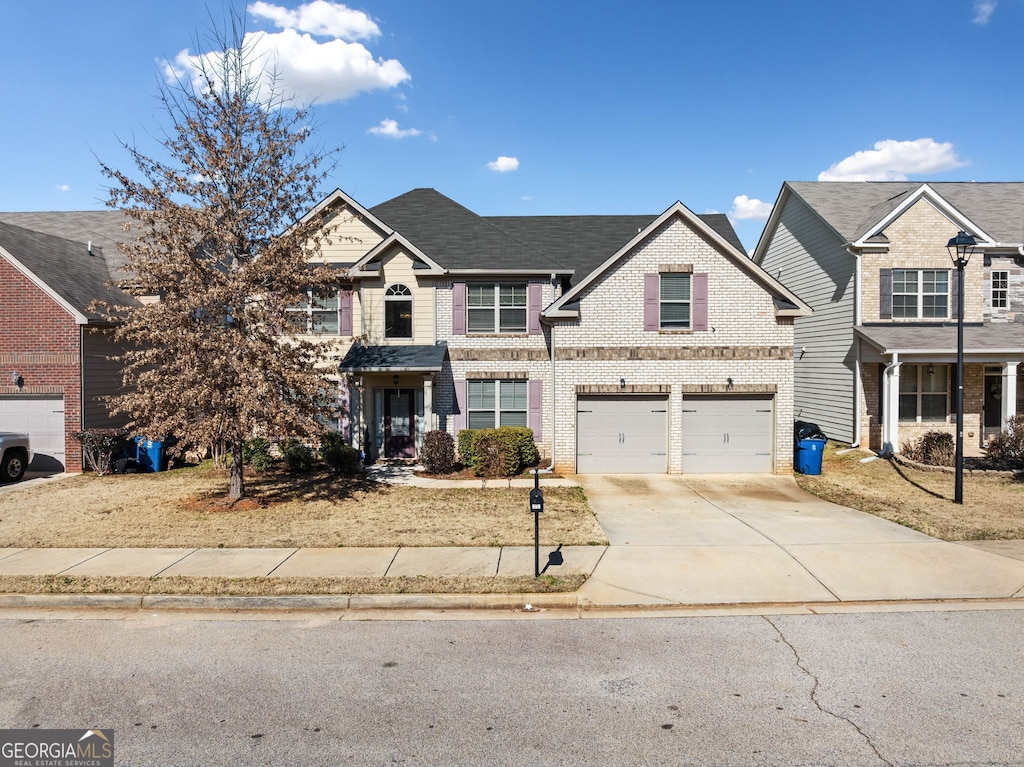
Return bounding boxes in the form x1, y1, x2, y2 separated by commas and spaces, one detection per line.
453, 379, 467, 435
340, 289, 353, 335
644, 274, 659, 331
528, 379, 543, 440
528, 283, 543, 335
879, 269, 893, 320
452, 282, 466, 335
692, 273, 708, 331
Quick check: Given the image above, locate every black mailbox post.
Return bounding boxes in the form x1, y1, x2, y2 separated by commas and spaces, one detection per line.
530, 472, 544, 577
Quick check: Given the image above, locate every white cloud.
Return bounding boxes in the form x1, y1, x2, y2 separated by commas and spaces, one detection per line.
162, 2, 409, 105
972, 0, 997, 24
818, 138, 965, 182
368, 118, 422, 138
729, 196, 772, 220
56, 184, 70, 192
248, 1, 380, 40
487, 156, 519, 173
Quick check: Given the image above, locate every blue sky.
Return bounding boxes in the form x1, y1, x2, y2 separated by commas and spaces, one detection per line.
1, 0, 1021, 250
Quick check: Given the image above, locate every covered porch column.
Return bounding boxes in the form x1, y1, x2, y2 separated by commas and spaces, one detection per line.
881, 355, 901, 455
1003, 361, 1019, 429
422, 373, 434, 434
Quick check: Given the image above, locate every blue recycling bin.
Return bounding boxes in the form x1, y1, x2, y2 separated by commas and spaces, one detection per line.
134, 437, 166, 472
794, 438, 826, 475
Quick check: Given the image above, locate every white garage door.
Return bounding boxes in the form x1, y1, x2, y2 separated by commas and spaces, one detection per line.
0, 396, 66, 471
681, 395, 773, 473
576, 395, 668, 474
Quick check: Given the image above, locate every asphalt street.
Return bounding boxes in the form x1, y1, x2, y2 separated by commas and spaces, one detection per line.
2, 606, 1022, 766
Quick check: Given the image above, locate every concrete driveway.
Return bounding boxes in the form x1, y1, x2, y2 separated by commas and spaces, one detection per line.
577, 474, 1024, 607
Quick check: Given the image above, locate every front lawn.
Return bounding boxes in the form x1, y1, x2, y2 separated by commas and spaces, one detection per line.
795, 444, 1024, 541
0, 464, 607, 549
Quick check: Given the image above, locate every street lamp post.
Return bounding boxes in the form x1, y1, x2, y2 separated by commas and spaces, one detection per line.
946, 230, 977, 505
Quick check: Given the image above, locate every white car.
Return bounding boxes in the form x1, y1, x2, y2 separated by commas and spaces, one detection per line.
0, 432, 32, 482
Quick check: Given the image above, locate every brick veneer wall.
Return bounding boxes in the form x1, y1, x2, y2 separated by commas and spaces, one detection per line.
435, 217, 797, 474
0, 258, 83, 471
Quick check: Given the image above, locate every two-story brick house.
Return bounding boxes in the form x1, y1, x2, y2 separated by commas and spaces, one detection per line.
0, 212, 136, 472
306, 188, 810, 474
754, 181, 1024, 454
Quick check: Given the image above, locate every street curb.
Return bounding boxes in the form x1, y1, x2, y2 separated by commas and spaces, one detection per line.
0, 591, 581, 612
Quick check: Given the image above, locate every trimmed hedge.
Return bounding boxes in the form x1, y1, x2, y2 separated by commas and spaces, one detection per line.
457, 426, 538, 477
421, 430, 456, 474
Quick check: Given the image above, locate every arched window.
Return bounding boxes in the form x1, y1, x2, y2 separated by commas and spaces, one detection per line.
385, 284, 413, 339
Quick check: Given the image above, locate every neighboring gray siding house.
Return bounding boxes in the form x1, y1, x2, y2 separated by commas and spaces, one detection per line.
755, 181, 1024, 454
307, 188, 811, 474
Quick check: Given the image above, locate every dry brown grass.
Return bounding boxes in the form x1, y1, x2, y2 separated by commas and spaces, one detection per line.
0, 573, 586, 596
796, 444, 1024, 541
0, 465, 606, 549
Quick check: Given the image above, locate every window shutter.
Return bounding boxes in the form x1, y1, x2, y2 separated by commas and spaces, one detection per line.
453, 379, 467, 435
528, 283, 543, 335
950, 269, 960, 319
340, 289, 353, 335
452, 282, 466, 335
644, 274, 659, 331
692, 273, 708, 331
528, 379, 543, 440
879, 268, 893, 319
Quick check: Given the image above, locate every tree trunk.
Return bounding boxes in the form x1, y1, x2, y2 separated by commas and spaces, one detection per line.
228, 441, 245, 501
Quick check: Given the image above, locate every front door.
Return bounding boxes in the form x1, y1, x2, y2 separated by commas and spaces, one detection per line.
384, 388, 416, 458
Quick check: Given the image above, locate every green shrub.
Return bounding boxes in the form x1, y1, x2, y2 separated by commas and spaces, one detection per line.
901, 430, 955, 466
283, 442, 315, 474
987, 414, 1024, 462
242, 437, 273, 472
459, 426, 538, 477
420, 430, 456, 474
320, 430, 347, 453
73, 428, 128, 475
324, 444, 362, 475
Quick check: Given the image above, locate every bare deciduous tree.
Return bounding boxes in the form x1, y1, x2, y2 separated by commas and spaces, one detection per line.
101, 19, 340, 501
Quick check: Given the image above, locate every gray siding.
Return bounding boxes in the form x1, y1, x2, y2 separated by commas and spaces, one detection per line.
760, 195, 857, 442
82, 328, 130, 430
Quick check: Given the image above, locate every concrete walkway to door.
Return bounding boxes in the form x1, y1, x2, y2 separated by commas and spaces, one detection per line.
576, 474, 1024, 607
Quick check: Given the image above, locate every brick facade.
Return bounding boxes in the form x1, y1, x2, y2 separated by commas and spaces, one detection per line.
0, 258, 83, 471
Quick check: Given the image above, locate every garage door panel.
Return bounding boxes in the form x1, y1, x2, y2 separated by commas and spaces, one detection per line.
0, 396, 66, 471
577, 396, 667, 474
682, 396, 773, 474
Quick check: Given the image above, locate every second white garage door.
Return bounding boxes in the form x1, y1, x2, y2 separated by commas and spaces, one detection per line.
576, 395, 668, 474
681, 395, 774, 473
0, 395, 66, 471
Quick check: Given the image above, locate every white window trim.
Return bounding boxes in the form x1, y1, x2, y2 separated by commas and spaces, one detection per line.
467, 283, 528, 334
467, 379, 528, 429
992, 270, 1009, 309
659, 273, 692, 330
898, 363, 949, 423
288, 287, 340, 335
892, 269, 950, 320
385, 283, 413, 340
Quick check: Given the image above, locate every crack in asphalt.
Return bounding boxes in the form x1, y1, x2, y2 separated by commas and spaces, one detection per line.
764, 616, 894, 767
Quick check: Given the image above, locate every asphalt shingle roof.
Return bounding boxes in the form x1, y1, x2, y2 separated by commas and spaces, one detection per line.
0, 210, 134, 278
0, 220, 137, 321
856, 323, 1024, 354
786, 182, 1024, 244
339, 342, 449, 372
370, 189, 746, 277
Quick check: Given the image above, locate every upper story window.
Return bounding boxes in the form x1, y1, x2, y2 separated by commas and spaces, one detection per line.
288, 287, 340, 334
467, 283, 527, 334
385, 284, 413, 339
893, 269, 948, 319
660, 273, 691, 330
992, 270, 1009, 309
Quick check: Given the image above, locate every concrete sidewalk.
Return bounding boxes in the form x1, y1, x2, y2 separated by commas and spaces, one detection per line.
0, 471, 1022, 611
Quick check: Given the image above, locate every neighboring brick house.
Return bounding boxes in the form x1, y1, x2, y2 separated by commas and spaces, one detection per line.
754, 181, 1024, 455
0, 213, 136, 472
304, 188, 810, 474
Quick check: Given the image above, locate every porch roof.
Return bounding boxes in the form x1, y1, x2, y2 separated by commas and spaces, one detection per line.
856, 324, 1024, 356
339, 342, 449, 373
